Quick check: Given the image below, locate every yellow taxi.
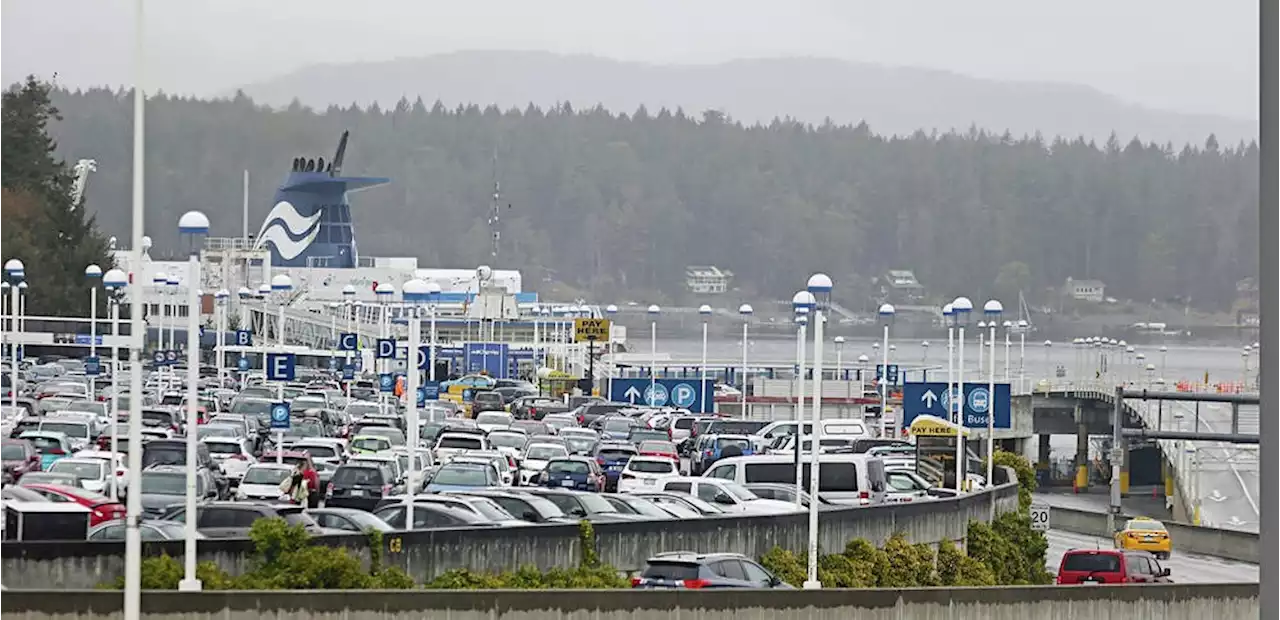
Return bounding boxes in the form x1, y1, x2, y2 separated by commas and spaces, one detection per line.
1113, 518, 1173, 559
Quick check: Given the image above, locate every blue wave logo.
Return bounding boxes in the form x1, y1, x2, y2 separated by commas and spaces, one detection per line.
253, 201, 323, 261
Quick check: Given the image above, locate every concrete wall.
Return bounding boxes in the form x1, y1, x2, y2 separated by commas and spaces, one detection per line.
1048, 506, 1260, 563
0, 585, 1260, 620
1, 473, 1020, 589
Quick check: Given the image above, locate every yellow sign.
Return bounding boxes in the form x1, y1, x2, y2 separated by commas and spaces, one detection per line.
574, 318, 611, 342
910, 416, 960, 437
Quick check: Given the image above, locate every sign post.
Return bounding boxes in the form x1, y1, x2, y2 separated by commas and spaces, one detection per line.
575, 318, 610, 397
608, 378, 715, 413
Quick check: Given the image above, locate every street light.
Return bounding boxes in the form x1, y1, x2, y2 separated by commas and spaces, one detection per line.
427, 282, 442, 384
793, 311, 809, 501
5, 258, 25, 412
1002, 320, 1013, 383
1042, 340, 1052, 390
1017, 320, 1028, 392
271, 273, 294, 461
124, 7, 148, 612
176, 209, 209, 592
834, 336, 846, 390
647, 305, 660, 403
374, 282, 394, 402
877, 303, 895, 439
698, 305, 712, 394
803, 273, 833, 590
950, 296, 974, 492
402, 277, 429, 530
604, 304, 618, 397
983, 299, 1003, 485
943, 304, 955, 426
977, 320, 987, 375
857, 354, 870, 395
103, 268, 128, 500
85, 264, 103, 399
920, 341, 930, 373
166, 274, 180, 353
738, 304, 753, 414
214, 289, 229, 386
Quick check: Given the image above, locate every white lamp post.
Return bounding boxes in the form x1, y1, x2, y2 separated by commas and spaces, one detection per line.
214, 289, 229, 385
1002, 320, 1013, 383
920, 340, 930, 370
1159, 345, 1168, 382
976, 321, 986, 375
951, 296, 974, 491
983, 300, 1003, 485
1042, 340, 1052, 389
427, 282, 442, 384
176, 210, 209, 592
647, 305, 660, 403
1017, 320, 1028, 392
166, 274, 180, 353
792, 311, 809, 502
739, 304, 753, 415
85, 264, 103, 399
877, 303, 895, 439
943, 304, 954, 426
342, 284, 356, 396
5, 259, 24, 412
698, 305, 712, 395
125, 8, 148, 612
834, 336, 846, 399
804, 273, 833, 590
271, 273, 293, 461
402, 278, 429, 529
604, 304, 618, 398
375, 282, 394, 404
103, 269, 128, 500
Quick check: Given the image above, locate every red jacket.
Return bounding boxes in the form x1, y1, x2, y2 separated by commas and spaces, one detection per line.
302, 467, 319, 492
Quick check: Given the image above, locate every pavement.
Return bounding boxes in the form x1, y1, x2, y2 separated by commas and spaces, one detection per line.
1045, 528, 1259, 583
1033, 489, 1171, 519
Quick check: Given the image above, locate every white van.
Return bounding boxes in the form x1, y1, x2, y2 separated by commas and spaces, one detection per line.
701, 453, 888, 506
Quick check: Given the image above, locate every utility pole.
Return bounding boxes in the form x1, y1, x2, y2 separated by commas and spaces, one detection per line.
488, 149, 512, 260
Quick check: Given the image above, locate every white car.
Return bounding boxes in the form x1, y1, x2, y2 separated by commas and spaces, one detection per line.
447, 453, 514, 487
236, 463, 295, 501
519, 443, 568, 485
485, 430, 529, 464
72, 449, 129, 492
654, 477, 800, 515
616, 456, 680, 493
202, 437, 257, 483
47, 457, 111, 493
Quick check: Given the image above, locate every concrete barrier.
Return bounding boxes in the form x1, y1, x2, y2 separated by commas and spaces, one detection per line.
1048, 506, 1260, 563
0, 584, 1260, 619
0, 471, 1020, 590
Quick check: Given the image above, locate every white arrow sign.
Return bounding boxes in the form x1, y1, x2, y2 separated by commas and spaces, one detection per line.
624, 386, 641, 403
921, 390, 938, 408
1208, 490, 1228, 502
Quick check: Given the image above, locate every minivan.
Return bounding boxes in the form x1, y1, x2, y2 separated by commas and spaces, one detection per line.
701, 453, 888, 505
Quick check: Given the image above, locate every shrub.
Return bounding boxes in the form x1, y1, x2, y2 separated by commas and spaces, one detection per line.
990, 450, 1038, 511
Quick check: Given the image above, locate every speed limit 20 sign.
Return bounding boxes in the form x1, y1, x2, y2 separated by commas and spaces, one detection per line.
1029, 503, 1051, 532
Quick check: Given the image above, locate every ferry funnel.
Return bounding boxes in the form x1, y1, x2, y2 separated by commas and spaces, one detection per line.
253, 131, 389, 268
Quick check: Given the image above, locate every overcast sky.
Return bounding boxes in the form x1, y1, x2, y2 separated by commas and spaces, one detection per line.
1, 0, 1259, 120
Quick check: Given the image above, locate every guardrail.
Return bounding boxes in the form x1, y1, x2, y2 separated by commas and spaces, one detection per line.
0, 473, 1019, 590
0, 584, 1260, 619
1048, 506, 1260, 563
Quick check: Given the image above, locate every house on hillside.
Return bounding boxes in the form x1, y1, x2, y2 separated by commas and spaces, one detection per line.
685, 266, 733, 295
879, 269, 926, 303
1063, 278, 1106, 303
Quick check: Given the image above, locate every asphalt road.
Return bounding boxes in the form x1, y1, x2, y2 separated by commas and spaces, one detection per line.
1045, 529, 1259, 583
1146, 399, 1260, 531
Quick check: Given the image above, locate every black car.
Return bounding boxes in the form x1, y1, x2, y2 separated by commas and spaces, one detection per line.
470, 391, 505, 415
520, 488, 640, 522
373, 501, 493, 530
324, 463, 397, 512
632, 552, 791, 589
446, 490, 576, 524
156, 501, 325, 538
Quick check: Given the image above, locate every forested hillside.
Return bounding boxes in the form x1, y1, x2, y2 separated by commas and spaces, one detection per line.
45, 87, 1258, 310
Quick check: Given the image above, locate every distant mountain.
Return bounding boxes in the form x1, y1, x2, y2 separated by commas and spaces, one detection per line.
234, 50, 1256, 146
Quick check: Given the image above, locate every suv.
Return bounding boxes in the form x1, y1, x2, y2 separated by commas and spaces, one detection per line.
1056, 549, 1172, 585
632, 552, 791, 589
156, 501, 328, 538
471, 391, 506, 415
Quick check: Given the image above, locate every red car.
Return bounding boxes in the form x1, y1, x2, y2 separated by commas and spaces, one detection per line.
637, 440, 679, 460
2, 439, 42, 481
1056, 549, 1172, 585
21, 483, 127, 526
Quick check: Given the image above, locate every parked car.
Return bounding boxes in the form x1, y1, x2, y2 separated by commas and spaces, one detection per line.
632, 551, 791, 589
542, 456, 606, 492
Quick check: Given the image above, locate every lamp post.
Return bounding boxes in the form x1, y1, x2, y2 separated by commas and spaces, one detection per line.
803, 273, 833, 590
214, 289, 229, 386
877, 303, 895, 439
428, 282, 441, 385
951, 296, 974, 491
983, 300, 1003, 485
1017, 320, 1028, 392
1124, 345, 1135, 386
166, 274, 180, 354
124, 4, 148, 615
698, 304, 712, 396
271, 274, 293, 461
739, 304, 753, 415
1042, 341, 1052, 390
920, 341, 930, 376
375, 282, 394, 405
5, 259, 24, 412
402, 278, 429, 528
604, 304, 618, 398
1002, 320, 1013, 384
644, 305, 661, 403
103, 269, 127, 500
1158, 345, 1168, 383
791, 290, 815, 506
85, 264, 103, 399
857, 354, 869, 397
943, 304, 955, 426
176, 210, 209, 592
977, 321, 986, 375
341, 284, 356, 396
834, 336, 846, 398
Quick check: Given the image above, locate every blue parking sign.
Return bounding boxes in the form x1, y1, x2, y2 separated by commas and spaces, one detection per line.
379, 373, 395, 393
265, 353, 296, 381
342, 364, 355, 380
237, 357, 250, 372
84, 356, 101, 376
269, 402, 291, 430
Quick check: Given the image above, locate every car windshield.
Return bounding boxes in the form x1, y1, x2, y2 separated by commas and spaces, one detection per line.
526, 445, 568, 460
596, 448, 636, 461
431, 465, 490, 486
629, 459, 675, 474
602, 418, 633, 431
40, 422, 88, 438
244, 467, 292, 485
203, 441, 243, 455
49, 460, 103, 479
333, 466, 385, 485
564, 437, 596, 452
547, 460, 589, 475
141, 411, 173, 426
2, 444, 27, 460
352, 437, 392, 452
639, 441, 676, 453
362, 428, 406, 446
577, 493, 617, 513
201, 425, 239, 439
64, 401, 106, 415
476, 413, 511, 425
1062, 552, 1121, 573
487, 432, 526, 449
297, 444, 338, 458
721, 481, 758, 501
139, 472, 185, 495
231, 400, 273, 415
25, 435, 64, 452
438, 436, 482, 449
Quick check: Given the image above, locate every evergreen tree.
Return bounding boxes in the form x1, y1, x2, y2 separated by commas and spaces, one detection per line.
1, 76, 114, 317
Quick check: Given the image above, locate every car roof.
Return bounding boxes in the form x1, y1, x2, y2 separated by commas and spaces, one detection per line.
647, 551, 748, 563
